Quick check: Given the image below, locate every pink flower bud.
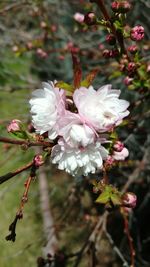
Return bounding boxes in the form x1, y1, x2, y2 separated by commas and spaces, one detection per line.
111, 1, 119, 11
105, 155, 115, 166
40, 21, 47, 29
124, 76, 133, 86
74, 12, 84, 23
147, 64, 150, 73
103, 49, 111, 58
122, 192, 137, 208
113, 147, 129, 161
114, 141, 124, 152
84, 12, 96, 25
130, 25, 145, 41
111, 1, 131, 13
34, 155, 44, 167
36, 48, 47, 58
127, 62, 136, 73
106, 34, 116, 45
26, 42, 33, 50
128, 45, 138, 54
7, 119, 21, 133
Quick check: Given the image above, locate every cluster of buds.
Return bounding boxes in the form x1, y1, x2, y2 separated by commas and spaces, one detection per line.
111, 1, 131, 13
105, 141, 129, 167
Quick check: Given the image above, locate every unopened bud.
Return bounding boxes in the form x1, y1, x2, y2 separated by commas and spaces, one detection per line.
34, 155, 44, 167
127, 62, 136, 74
130, 25, 145, 41
114, 141, 124, 152
124, 76, 133, 86
106, 34, 116, 45
36, 48, 47, 58
128, 45, 138, 54
105, 155, 115, 166
122, 192, 137, 208
113, 147, 129, 161
7, 119, 21, 133
111, 1, 131, 13
74, 12, 85, 23
40, 21, 47, 29
84, 12, 96, 26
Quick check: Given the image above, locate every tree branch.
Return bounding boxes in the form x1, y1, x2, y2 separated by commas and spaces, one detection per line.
0, 136, 52, 147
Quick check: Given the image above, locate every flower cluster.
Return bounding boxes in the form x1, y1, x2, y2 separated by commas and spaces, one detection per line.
29, 82, 130, 176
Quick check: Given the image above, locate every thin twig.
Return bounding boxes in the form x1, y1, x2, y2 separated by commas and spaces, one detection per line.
0, 136, 52, 147
0, 161, 33, 184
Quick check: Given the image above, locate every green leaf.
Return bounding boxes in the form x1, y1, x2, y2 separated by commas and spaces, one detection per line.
95, 190, 110, 204
110, 194, 122, 205
10, 131, 29, 140
55, 81, 74, 92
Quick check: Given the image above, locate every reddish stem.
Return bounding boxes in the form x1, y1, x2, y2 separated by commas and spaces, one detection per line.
0, 161, 34, 184
0, 136, 52, 147
123, 213, 135, 267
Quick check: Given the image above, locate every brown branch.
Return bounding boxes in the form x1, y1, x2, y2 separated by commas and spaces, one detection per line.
90, 0, 128, 56
6, 164, 37, 242
0, 136, 52, 147
0, 161, 33, 184
123, 213, 135, 267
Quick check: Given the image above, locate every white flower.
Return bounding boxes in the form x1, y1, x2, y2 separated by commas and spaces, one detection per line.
73, 84, 130, 132
29, 82, 66, 139
58, 112, 96, 148
51, 139, 108, 176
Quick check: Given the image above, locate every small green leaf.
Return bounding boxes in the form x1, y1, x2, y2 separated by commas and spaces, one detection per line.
95, 190, 110, 204
55, 81, 74, 92
10, 131, 29, 140
110, 194, 122, 205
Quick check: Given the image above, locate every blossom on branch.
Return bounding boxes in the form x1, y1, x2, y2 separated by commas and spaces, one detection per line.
29, 82, 66, 139
29, 81, 130, 176
73, 84, 129, 132
51, 139, 108, 176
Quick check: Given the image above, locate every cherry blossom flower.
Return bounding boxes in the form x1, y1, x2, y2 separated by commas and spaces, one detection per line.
29, 82, 66, 139
51, 139, 108, 176
58, 112, 96, 148
73, 84, 129, 132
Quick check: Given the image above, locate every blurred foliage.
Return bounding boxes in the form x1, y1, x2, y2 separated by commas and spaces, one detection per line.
0, 1, 150, 267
